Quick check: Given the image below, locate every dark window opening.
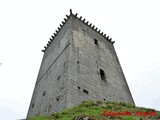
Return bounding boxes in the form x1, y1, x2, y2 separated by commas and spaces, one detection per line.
56, 96, 60, 102
77, 86, 80, 89
83, 89, 89, 95
56, 98, 60, 102
57, 75, 61, 81
94, 38, 98, 45
100, 69, 106, 81
32, 104, 34, 108
42, 91, 46, 96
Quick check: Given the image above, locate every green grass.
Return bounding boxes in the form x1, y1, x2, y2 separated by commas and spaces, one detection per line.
27, 100, 160, 120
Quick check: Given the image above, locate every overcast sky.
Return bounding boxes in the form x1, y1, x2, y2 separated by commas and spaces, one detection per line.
0, 0, 160, 120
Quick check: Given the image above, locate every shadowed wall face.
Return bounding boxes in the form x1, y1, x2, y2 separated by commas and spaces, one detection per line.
27, 17, 72, 117
27, 14, 134, 117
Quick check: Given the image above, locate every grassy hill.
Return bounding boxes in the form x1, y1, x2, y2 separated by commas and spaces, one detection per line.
27, 100, 160, 120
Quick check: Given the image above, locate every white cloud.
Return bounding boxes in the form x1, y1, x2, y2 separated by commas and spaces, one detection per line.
0, 98, 27, 120
131, 63, 160, 110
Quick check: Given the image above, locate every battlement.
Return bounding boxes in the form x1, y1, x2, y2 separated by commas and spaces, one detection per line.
42, 9, 115, 52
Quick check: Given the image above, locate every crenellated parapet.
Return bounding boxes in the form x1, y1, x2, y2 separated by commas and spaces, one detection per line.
42, 9, 115, 52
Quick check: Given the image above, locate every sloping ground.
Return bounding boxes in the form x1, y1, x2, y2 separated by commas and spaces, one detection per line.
27, 100, 160, 120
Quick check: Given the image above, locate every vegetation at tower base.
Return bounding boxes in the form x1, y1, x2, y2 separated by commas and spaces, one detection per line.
27, 100, 160, 120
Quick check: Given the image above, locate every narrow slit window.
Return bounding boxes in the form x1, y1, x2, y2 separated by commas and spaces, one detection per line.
100, 69, 106, 81
94, 38, 98, 45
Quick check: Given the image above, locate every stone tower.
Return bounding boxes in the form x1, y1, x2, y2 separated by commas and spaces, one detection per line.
27, 10, 134, 117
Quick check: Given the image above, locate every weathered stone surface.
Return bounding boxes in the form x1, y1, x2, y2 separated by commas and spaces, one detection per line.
27, 14, 134, 117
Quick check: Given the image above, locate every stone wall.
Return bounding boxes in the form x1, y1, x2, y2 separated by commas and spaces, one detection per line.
27, 17, 72, 117
27, 14, 134, 117
66, 16, 134, 108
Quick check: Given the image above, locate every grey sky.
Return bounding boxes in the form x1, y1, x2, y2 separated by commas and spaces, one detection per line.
0, 0, 160, 120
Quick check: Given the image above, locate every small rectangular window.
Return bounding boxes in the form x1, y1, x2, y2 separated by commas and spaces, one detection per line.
56, 95, 61, 102
56, 98, 59, 101
83, 89, 89, 94
42, 91, 46, 96
94, 38, 98, 45
32, 104, 34, 108
100, 69, 106, 81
